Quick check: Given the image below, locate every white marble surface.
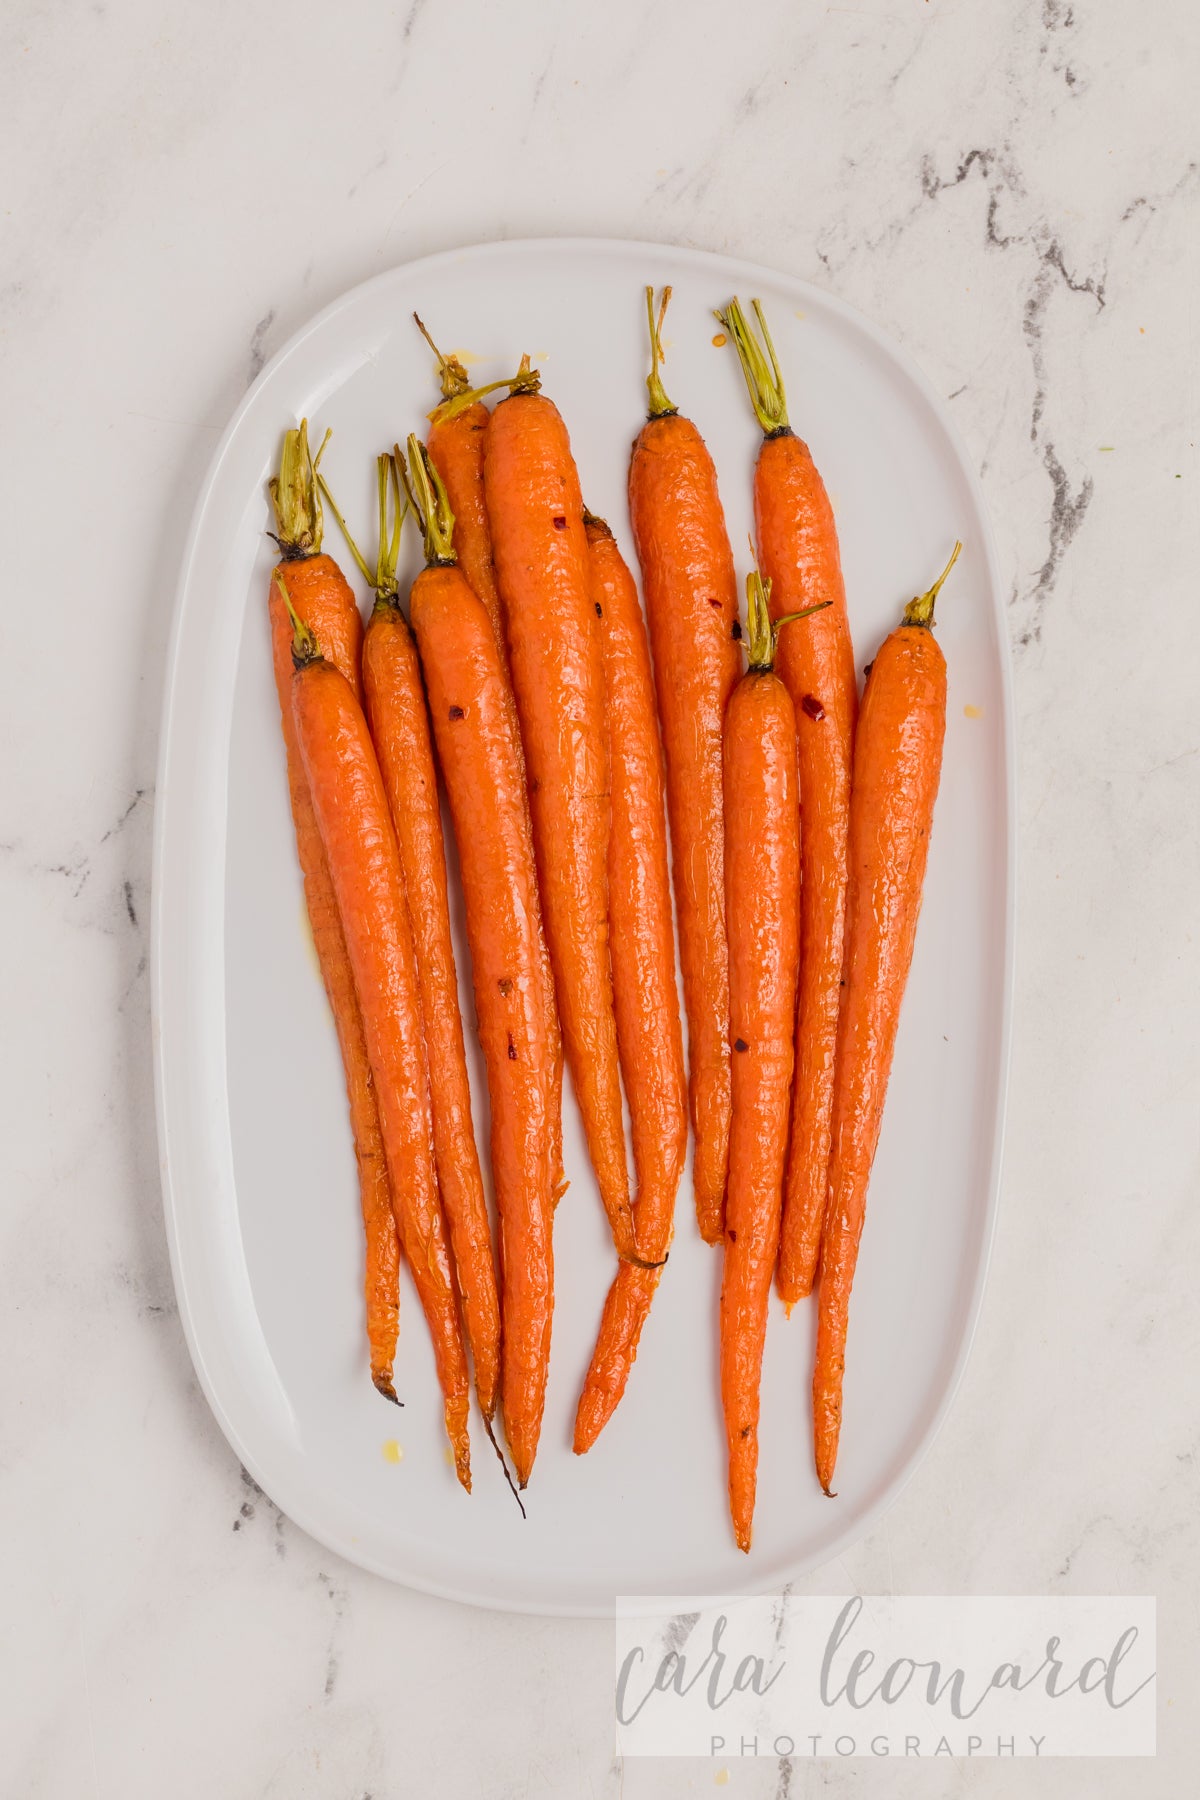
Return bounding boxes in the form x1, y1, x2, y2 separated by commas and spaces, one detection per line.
2, 0, 1197, 1794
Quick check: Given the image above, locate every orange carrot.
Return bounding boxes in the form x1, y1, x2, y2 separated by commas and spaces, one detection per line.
814, 545, 960, 1497
417, 316, 507, 654
266, 424, 400, 1401
401, 439, 555, 1487
325, 455, 503, 1421
282, 584, 471, 1490
720, 572, 802, 1551
573, 513, 687, 1451
629, 288, 740, 1244
484, 365, 636, 1261
716, 298, 859, 1305
420, 327, 566, 1208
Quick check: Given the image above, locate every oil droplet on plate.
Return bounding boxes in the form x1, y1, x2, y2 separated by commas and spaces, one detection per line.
714, 1771, 730, 1787
452, 347, 483, 368
963, 703, 983, 720
382, 1439, 404, 1464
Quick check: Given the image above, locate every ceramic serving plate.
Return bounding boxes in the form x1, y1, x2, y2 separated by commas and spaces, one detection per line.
152, 238, 1014, 1614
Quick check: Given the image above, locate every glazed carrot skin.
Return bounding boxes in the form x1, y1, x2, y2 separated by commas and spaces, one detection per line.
418, 333, 567, 1210
428, 400, 505, 652
416, 317, 508, 651
290, 643, 471, 1490
716, 299, 859, 1306
720, 578, 800, 1552
410, 559, 555, 1488
629, 290, 740, 1243
764, 430, 857, 1304
267, 430, 400, 1401
574, 516, 687, 1453
814, 548, 958, 1498
485, 383, 635, 1260
363, 597, 501, 1421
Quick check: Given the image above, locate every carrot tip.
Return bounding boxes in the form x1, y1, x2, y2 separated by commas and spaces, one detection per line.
372, 1375, 403, 1406
572, 1392, 609, 1455
821, 1483, 838, 1499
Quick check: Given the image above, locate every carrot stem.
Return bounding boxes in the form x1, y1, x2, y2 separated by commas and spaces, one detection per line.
429, 357, 542, 427
396, 437, 456, 567
315, 471, 373, 588
268, 419, 333, 557
743, 566, 831, 672
645, 286, 676, 419
715, 298, 790, 436
413, 312, 471, 400
274, 570, 319, 665
902, 541, 963, 629
320, 456, 408, 603
744, 567, 775, 671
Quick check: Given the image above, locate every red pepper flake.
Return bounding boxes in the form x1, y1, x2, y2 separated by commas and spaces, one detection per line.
507, 1034, 517, 1060
734, 1037, 749, 1053
498, 978, 513, 995
552, 515, 567, 529
708, 596, 721, 609
594, 601, 603, 617
448, 704, 465, 720
801, 694, 825, 721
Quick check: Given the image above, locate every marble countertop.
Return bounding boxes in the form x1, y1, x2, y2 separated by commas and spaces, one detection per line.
2, 1, 1195, 1795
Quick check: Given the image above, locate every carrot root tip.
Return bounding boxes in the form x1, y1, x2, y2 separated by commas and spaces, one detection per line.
482, 1412, 527, 1518
373, 1375, 403, 1406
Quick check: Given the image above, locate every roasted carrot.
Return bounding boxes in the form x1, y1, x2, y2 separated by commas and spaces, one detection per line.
629, 287, 741, 1244
282, 584, 472, 1490
484, 364, 636, 1261
323, 455, 502, 1422
418, 316, 507, 654
721, 572, 811, 1552
573, 513, 687, 1452
420, 326, 566, 1209
716, 298, 860, 1307
401, 439, 555, 1488
814, 545, 960, 1498
266, 423, 400, 1401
